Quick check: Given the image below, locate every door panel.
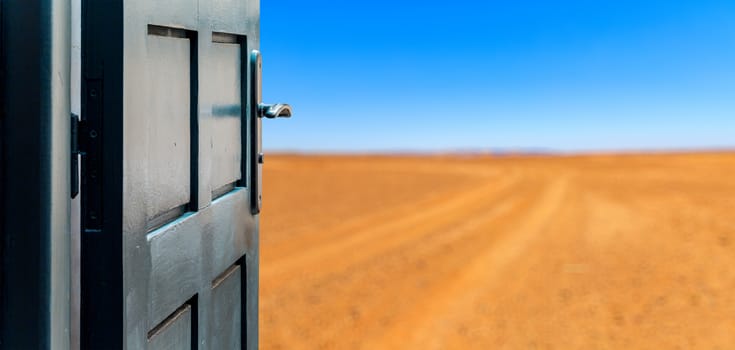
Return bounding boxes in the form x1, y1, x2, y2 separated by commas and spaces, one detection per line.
209, 41, 243, 194
147, 304, 193, 350
143, 32, 192, 223
210, 265, 243, 350
81, 0, 259, 348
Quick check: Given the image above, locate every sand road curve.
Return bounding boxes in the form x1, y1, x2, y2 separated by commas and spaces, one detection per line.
260, 154, 735, 349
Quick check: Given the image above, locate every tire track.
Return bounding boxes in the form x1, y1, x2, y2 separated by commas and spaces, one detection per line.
365, 174, 570, 349
262, 170, 524, 287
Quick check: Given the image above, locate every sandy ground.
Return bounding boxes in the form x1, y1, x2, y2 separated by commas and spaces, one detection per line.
259, 153, 735, 349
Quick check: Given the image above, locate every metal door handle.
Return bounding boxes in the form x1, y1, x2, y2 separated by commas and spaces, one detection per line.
250, 50, 292, 214
258, 103, 292, 118
251, 50, 292, 119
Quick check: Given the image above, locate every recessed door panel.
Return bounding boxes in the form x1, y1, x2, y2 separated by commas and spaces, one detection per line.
147, 304, 193, 350
210, 265, 242, 350
144, 33, 192, 225
209, 39, 242, 195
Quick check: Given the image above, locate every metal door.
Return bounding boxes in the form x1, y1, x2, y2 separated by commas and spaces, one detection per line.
80, 0, 286, 348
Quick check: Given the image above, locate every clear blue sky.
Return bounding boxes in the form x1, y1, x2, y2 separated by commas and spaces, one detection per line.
261, 0, 735, 152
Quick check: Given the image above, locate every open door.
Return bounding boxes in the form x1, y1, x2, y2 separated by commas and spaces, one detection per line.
80, 0, 288, 348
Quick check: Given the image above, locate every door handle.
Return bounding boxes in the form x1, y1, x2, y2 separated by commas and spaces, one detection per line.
259, 103, 292, 119
250, 50, 291, 214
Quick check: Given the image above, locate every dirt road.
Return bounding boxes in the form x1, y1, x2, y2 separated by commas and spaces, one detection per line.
260, 153, 735, 349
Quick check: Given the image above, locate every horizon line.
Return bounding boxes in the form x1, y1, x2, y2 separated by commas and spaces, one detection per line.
263, 146, 735, 157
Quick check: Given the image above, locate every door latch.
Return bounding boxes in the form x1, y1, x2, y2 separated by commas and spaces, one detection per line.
71, 114, 80, 198
71, 113, 90, 199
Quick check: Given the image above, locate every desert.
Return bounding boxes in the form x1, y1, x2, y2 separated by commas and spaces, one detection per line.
260, 153, 735, 349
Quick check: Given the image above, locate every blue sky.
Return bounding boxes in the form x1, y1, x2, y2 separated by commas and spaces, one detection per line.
261, 0, 735, 152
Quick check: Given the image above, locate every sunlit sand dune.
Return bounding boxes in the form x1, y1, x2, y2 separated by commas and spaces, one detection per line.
260, 153, 735, 349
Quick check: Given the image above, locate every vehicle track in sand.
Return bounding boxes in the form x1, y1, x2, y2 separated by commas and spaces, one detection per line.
260, 153, 735, 349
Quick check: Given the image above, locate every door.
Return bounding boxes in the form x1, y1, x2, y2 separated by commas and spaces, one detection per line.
80, 0, 286, 348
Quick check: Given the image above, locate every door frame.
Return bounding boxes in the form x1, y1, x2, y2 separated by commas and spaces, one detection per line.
0, 0, 72, 348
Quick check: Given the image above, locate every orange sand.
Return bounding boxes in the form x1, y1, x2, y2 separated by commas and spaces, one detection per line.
260, 153, 735, 349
